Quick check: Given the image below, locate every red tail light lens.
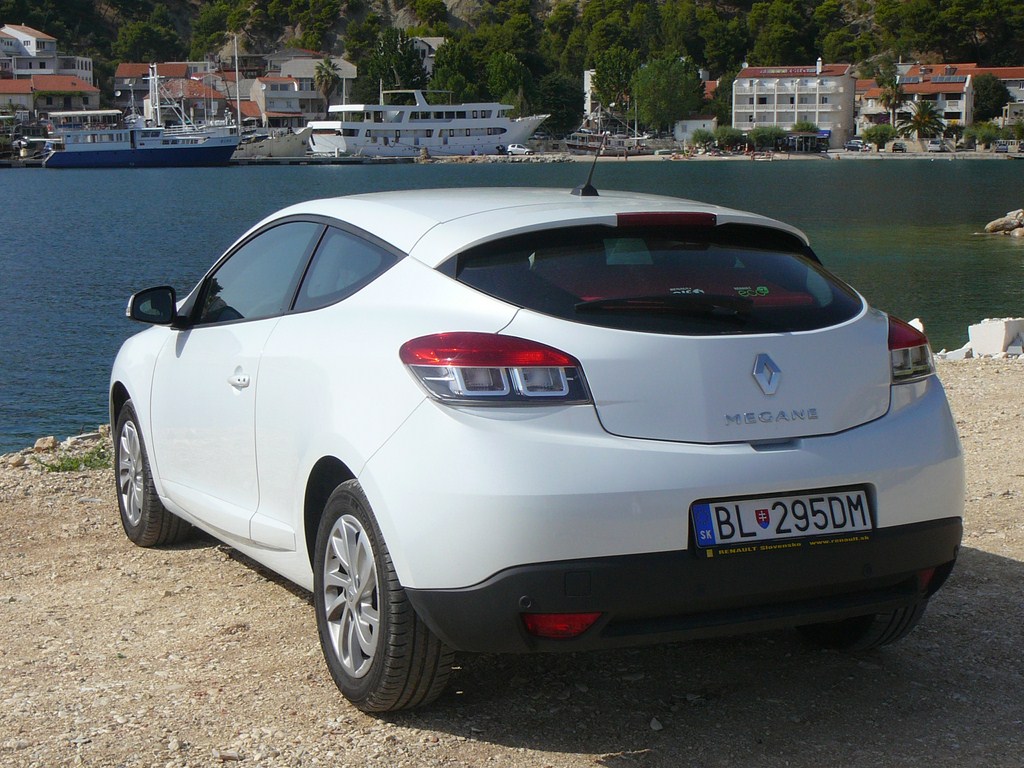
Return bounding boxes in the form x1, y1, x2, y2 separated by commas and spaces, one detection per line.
522, 612, 602, 639
888, 317, 935, 384
400, 332, 591, 405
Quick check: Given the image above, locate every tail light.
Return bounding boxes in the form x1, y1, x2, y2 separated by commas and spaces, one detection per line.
399, 332, 591, 405
888, 316, 935, 384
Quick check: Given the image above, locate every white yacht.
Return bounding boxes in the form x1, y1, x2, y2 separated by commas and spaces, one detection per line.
307, 90, 547, 157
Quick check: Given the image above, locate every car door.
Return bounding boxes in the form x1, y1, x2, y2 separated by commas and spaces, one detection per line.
149, 220, 324, 541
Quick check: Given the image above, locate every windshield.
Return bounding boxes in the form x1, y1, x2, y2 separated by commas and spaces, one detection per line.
452, 223, 863, 335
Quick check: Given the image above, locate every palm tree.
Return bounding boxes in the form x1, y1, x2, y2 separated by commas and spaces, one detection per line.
896, 100, 945, 143
876, 73, 906, 126
313, 57, 342, 117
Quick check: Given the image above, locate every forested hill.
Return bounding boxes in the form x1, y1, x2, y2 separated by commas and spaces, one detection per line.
4, 0, 1024, 116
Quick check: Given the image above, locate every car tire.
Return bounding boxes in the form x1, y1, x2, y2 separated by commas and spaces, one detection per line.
114, 400, 192, 547
314, 480, 454, 712
797, 600, 928, 651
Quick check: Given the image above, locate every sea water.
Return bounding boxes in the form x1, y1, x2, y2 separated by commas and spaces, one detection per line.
1, 158, 1021, 452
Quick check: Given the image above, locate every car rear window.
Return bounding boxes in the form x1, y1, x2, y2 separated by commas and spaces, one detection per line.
452, 223, 862, 335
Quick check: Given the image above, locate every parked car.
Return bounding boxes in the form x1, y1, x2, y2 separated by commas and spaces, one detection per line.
891, 141, 907, 153
995, 140, 1009, 153
927, 138, 945, 152
506, 143, 534, 155
844, 139, 864, 151
111, 186, 964, 712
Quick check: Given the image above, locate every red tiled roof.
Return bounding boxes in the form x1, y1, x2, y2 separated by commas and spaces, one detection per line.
0, 79, 32, 94
737, 64, 852, 78
703, 80, 718, 99
153, 78, 222, 100
3, 24, 55, 40
114, 62, 191, 79
237, 101, 262, 118
29, 75, 100, 92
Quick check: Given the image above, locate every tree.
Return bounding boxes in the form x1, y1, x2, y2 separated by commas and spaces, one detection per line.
314, 58, 342, 116
747, 0, 816, 66
791, 120, 819, 133
363, 28, 427, 95
630, 56, 704, 132
486, 52, 533, 111
896, 100, 945, 140
876, 62, 906, 126
112, 5, 184, 62
863, 123, 897, 148
973, 73, 1011, 123
713, 125, 746, 149
592, 45, 639, 113
537, 72, 583, 135
963, 121, 1001, 149
690, 127, 714, 148
749, 125, 786, 149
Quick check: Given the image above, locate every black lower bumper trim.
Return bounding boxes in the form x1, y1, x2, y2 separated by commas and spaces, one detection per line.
405, 517, 962, 653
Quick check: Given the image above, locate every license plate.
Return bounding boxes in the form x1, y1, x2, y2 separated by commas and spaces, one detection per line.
691, 488, 872, 551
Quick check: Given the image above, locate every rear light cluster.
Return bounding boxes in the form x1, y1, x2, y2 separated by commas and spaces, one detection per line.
399, 332, 591, 405
888, 316, 935, 384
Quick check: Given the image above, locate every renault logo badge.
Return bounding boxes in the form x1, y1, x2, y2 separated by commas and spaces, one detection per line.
752, 354, 781, 395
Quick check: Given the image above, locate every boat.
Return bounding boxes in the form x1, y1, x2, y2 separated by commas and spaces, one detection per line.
565, 107, 651, 156
43, 66, 239, 169
306, 90, 547, 157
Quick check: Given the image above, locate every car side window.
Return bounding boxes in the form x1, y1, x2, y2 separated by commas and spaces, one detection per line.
195, 221, 323, 325
293, 227, 396, 312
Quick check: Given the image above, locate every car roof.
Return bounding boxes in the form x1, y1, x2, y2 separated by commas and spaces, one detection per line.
261, 187, 810, 268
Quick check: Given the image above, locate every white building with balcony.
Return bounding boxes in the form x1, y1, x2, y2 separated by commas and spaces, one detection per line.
0, 24, 94, 85
732, 60, 855, 148
857, 64, 974, 136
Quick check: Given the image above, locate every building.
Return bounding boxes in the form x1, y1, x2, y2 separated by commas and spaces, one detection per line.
28, 74, 100, 114
0, 24, 94, 85
250, 76, 306, 130
674, 116, 717, 146
0, 77, 32, 113
412, 37, 445, 77
279, 56, 356, 117
731, 60, 856, 148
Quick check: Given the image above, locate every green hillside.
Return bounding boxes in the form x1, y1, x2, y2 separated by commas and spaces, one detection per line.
3, 0, 1023, 130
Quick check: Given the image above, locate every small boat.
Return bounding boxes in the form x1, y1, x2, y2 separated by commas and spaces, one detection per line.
43, 65, 239, 169
565, 107, 651, 156
307, 89, 547, 157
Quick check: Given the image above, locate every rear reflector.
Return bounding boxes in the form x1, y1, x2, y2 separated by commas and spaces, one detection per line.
522, 612, 602, 639
616, 212, 717, 228
888, 316, 935, 384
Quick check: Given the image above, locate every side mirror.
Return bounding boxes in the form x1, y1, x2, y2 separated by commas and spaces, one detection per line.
127, 286, 177, 325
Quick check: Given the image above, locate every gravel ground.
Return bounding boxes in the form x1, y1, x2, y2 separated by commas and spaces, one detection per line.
2, 359, 1022, 768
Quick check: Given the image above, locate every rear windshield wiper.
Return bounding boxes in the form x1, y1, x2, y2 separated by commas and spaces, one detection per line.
575, 294, 753, 319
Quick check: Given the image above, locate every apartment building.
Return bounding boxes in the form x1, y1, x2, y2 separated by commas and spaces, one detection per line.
0, 24, 94, 85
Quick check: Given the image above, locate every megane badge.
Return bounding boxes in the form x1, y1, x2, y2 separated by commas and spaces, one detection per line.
752, 354, 781, 395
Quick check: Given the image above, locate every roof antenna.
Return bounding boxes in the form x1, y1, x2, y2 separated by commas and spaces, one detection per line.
572, 135, 605, 197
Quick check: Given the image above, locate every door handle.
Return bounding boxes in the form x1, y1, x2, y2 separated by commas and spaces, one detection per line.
228, 373, 251, 389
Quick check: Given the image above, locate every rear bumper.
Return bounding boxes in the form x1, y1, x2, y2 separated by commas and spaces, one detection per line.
406, 517, 961, 653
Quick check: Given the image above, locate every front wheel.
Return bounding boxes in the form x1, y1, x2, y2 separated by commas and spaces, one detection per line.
314, 480, 453, 712
114, 400, 192, 547
798, 600, 928, 651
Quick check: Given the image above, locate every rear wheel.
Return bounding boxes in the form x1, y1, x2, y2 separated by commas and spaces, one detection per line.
114, 400, 191, 547
314, 480, 453, 712
798, 601, 928, 651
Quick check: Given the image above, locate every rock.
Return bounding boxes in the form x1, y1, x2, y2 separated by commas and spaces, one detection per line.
943, 345, 973, 361
984, 216, 1021, 233
33, 436, 58, 452
1011, 227, 1024, 238
969, 318, 1024, 356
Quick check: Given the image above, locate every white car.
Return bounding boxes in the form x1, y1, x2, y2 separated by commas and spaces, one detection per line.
505, 143, 534, 155
111, 187, 964, 712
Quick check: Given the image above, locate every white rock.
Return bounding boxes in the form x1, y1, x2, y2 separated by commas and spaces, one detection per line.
968, 318, 1024, 356
33, 436, 58, 452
